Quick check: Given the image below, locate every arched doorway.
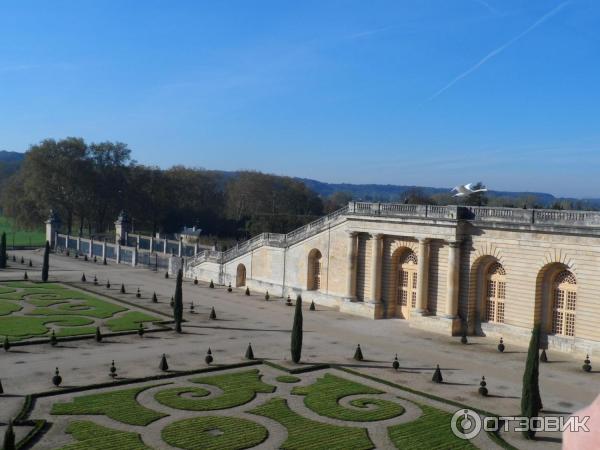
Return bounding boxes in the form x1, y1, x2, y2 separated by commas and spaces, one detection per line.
307, 249, 322, 291
396, 250, 418, 319
484, 262, 506, 324
550, 270, 577, 337
236, 264, 247, 287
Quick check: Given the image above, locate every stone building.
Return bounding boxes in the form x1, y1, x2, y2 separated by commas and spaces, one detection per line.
185, 201, 600, 356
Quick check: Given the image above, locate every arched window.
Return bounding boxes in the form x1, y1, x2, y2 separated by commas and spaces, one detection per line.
485, 262, 506, 323
397, 251, 418, 318
236, 264, 246, 288
552, 270, 576, 337
307, 249, 322, 291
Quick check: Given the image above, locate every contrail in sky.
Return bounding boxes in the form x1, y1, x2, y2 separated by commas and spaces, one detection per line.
426, 1, 570, 102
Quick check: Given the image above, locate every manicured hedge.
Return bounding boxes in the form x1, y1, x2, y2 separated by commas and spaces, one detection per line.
276, 375, 301, 383
155, 369, 274, 411
52, 384, 168, 426
162, 416, 268, 450
292, 373, 404, 422
57, 420, 150, 450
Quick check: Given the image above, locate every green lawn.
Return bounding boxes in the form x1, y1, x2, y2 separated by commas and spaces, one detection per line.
292, 373, 405, 422
52, 384, 169, 426
276, 375, 301, 383
0, 281, 161, 341
0, 215, 45, 247
162, 416, 268, 450
58, 421, 150, 450
155, 369, 275, 411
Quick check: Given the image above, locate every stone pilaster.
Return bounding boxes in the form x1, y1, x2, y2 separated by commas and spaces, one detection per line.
369, 233, 383, 303
345, 231, 358, 300
415, 238, 430, 314
445, 240, 461, 318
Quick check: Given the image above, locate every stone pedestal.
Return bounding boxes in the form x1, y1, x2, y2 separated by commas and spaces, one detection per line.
114, 210, 130, 245
45, 210, 60, 247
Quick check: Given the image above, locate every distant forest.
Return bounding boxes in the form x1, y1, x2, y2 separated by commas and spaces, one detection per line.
1, 139, 598, 242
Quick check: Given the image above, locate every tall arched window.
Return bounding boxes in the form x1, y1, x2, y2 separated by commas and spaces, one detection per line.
485, 262, 506, 323
397, 251, 418, 318
307, 249, 322, 291
552, 270, 576, 337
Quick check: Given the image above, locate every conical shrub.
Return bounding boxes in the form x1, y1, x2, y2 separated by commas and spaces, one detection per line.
286, 295, 292, 306
165, 272, 169, 279
205, 348, 213, 364
23, 271, 28, 280
138, 323, 145, 337
3, 420, 15, 450
52, 367, 62, 386
152, 292, 158, 303
460, 332, 468, 344
497, 337, 505, 352
136, 288, 141, 298
478, 376, 488, 396
159, 354, 169, 371
245, 343, 255, 360
109, 360, 117, 378
194, 277, 198, 285
540, 349, 548, 363
28, 259, 33, 267
209, 280, 215, 288
521, 324, 543, 439
0, 378, 4, 395
81, 273, 86, 282
93, 275, 98, 285
170, 296, 174, 308
291, 296, 303, 363
103, 256, 107, 265
583, 354, 592, 372
50, 330, 57, 346
245, 287, 250, 296
209, 307, 217, 320
3, 336, 10, 352
265, 291, 270, 301
309, 300, 316, 311
227, 283, 232, 292
173, 269, 183, 333
120, 283, 126, 294
353, 344, 364, 361
20, 256, 24, 264
95, 327, 102, 342
106, 280, 111, 289
432, 364, 443, 383
392, 354, 399, 370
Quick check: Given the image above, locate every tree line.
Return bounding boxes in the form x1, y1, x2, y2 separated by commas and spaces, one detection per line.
0, 138, 328, 240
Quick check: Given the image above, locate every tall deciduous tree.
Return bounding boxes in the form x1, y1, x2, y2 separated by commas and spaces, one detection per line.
41, 241, 50, 282
173, 269, 183, 333
521, 323, 543, 439
291, 295, 303, 363
0, 232, 6, 268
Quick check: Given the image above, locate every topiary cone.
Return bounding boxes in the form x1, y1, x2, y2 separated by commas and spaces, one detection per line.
29, 259, 33, 267
0, 378, 4, 395
392, 354, 399, 370
194, 277, 198, 285
3, 419, 15, 450
205, 348, 213, 365
286, 295, 292, 306
106, 280, 111, 289
136, 288, 141, 298
583, 354, 592, 372
265, 291, 270, 301
190, 303, 195, 313
209, 280, 215, 288
170, 296, 174, 308
94, 255, 97, 263
103, 256, 107, 265
23, 271, 28, 280
460, 332, 468, 344
227, 283, 232, 292
245, 287, 250, 296
84, 254, 88, 261
478, 376, 489, 396
20, 256, 24, 264
95, 327, 102, 343
50, 330, 57, 346
309, 300, 316, 311
152, 292, 158, 303
165, 272, 169, 279
540, 349, 548, 363
93, 275, 98, 285
159, 354, 169, 371
497, 337, 505, 353
209, 307, 217, 320
3, 336, 10, 352
353, 344, 364, 361
109, 360, 117, 378
432, 364, 443, 383
245, 342, 255, 360
52, 367, 62, 386
81, 273, 86, 282
138, 323, 145, 337
120, 283, 126, 294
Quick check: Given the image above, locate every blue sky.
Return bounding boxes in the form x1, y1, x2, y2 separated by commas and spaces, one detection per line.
1, 1, 599, 197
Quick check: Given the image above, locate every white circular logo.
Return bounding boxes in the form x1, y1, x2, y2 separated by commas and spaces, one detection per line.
451, 409, 482, 440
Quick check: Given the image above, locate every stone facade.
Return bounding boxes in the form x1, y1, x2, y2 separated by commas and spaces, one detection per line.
185, 202, 600, 356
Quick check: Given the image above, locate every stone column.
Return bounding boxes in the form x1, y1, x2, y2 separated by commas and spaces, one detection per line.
76, 237, 81, 253
132, 247, 137, 267
345, 231, 358, 300
89, 238, 94, 258
445, 240, 461, 318
45, 210, 60, 248
116, 244, 121, 264
369, 234, 383, 303
136, 235, 140, 249
178, 238, 183, 257
415, 238, 430, 314
65, 234, 70, 251
102, 240, 107, 260
149, 236, 154, 253
194, 243, 199, 256
163, 238, 168, 255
